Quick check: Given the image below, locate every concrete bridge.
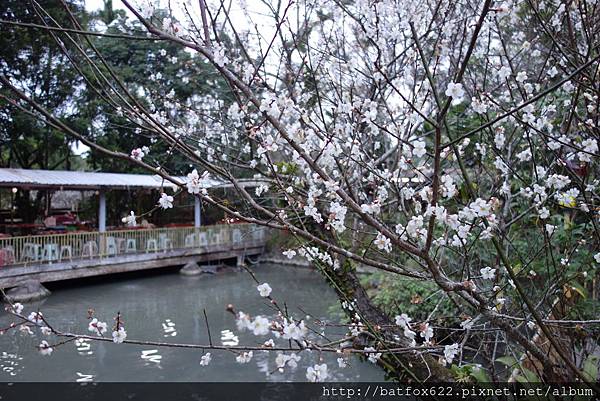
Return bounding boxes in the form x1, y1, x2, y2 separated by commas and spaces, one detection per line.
0, 223, 267, 301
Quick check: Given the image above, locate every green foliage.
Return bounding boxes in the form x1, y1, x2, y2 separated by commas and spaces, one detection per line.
79, 10, 228, 174
0, 0, 88, 170
450, 364, 491, 383
361, 271, 459, 325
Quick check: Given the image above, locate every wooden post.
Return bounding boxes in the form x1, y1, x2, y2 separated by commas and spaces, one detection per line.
194, 196, 202, 228
99, 191, 106, 233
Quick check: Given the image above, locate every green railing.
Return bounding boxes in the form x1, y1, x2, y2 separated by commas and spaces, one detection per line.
0, 223, 266, 267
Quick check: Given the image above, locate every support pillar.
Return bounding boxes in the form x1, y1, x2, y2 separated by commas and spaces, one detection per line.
99, 191, 106, 232
194, 196, 202, 228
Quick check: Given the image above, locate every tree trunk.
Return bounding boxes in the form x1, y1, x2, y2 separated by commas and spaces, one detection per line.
324, 257, 455, 382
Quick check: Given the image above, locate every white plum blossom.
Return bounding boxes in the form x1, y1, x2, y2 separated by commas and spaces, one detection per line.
364, 346, 382, 363
38, 340, 53, 356
306, 363, 328, 382
443, 343, 460, 365
471, 97, 488, 114
9, 302, 23, 314
594, 253, 600, 264
420, 323, 434, 343
328, 202, 347, 232
158, 193, 174, 209
257, 283, 272, 297
255, 184, 269, 197
249, 316, 271, 336
579, 139, 598, 162
461, 319, 474, 330
88, 318, 108, 336
498, 66, 511, 81
28, 311, 43, 324
516, 71, 528, 83
186, 169, 211, 195
200, 353, 212, 366
212, 43, 229, 67
282, 249, 296, 259
516, 148, 532, 162
441, 175, 457, 198
282, 319, 308, 341
494, 128, 506, 148
538, 207, 550, 219
112, 327, 127, 343
130, 147, 146, 160
395, 313, 412, 328
412, 140, 427, 158
469, 198, 493, 218
480, 266, 496, 280
374, 232, 392, 253
337, 357, 348, 368
445, 82, 465, 104
40, 326, 52, 336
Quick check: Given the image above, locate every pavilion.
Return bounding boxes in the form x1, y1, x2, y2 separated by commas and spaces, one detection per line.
0, 168, 266, 281
0, 167, 252, 233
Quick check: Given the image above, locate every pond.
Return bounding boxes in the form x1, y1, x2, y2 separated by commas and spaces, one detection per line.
0, 264, 384, 382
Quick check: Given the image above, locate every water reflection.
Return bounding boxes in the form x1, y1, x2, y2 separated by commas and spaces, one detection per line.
0, 264, 384, 382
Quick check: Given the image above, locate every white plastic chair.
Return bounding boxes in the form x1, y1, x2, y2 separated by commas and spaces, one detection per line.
126, 239, 137, 253
42, 244, 59, 263
184, 234, 196, 248
21, 243, 41, 262
106, 237, 118, 256
159, 233, 173, 252
146, 238, 158, 253
59, 245, 72, 261
198, 232, 208, 246
82, 241, 98, 259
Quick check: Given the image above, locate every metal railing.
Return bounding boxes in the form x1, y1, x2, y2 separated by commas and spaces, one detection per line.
0, 223, 266, 267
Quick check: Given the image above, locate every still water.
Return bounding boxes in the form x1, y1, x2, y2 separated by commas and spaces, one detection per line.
0, 264, 384, 382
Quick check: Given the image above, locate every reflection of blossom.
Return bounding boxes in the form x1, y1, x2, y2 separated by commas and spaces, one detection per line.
306, 363, 328, 382
275, 352, 301, 371
235, 351, 253, 364
200, 353, 211, 366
